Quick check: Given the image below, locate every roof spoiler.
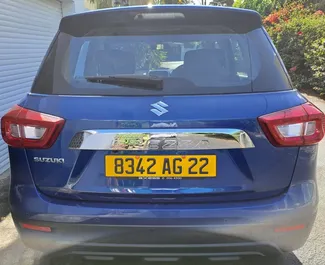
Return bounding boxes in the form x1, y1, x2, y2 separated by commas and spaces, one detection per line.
60, 6, 262, 37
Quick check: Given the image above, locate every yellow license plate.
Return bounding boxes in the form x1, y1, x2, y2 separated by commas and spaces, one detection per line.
105, 155, 217, 178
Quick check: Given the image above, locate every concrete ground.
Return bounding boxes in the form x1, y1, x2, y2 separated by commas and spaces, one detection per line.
0, 94, 324, 265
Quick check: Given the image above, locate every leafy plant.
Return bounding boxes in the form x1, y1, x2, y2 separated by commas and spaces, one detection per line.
233, 0, 285, 16
265, 3, 325, 95
88, 0, 113, 8
210, 0, 234, 6
87, 0, 168, 71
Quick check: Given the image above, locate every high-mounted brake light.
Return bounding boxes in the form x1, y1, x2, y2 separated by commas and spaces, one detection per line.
1, 105, 65, 149
258, 103, 325, 147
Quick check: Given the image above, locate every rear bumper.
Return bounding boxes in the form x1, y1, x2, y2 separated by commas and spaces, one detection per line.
14, 216, 315, 258
11, 180, 318, 256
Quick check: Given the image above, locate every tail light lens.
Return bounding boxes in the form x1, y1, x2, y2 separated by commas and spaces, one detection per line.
258, 103, 325, 147
1, 105, 65, 149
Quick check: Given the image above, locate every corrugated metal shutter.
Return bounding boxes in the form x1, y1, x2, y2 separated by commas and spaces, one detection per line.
0, 0, 62, 174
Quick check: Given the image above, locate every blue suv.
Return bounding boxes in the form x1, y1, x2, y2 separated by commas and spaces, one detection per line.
1, 5, 324, 264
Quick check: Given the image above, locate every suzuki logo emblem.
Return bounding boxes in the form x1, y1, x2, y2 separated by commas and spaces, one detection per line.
150, 101, 169, 116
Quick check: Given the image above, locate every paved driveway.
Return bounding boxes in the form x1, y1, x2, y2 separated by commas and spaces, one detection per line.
0, 94, 324, 265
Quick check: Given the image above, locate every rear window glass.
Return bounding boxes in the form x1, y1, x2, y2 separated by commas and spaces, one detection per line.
32, 8, 292, 96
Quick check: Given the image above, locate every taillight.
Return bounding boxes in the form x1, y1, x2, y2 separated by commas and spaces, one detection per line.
1, 105, 65, 149
258, 102, 325, 147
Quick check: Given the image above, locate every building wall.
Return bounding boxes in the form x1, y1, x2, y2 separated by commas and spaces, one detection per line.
0, 0, 63, 176
73, 0, 88, 12
62, 1, 76, 16
62, 0, 88, 15
0, 0, 86, 177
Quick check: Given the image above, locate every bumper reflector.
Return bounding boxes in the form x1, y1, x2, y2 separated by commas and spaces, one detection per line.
274, 224, 305, 233
21, 223, 52, 232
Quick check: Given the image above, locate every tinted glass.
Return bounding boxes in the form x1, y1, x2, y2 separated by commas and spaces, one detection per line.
32, 9, 292, 95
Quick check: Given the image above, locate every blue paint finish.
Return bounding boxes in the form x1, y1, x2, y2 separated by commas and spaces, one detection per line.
9, 137, 318, 253
12, 90, 305, 202
23, 90, 305, 120
291, 145, 318, 184
9, 143, 317, 222
6, 5, 319, 254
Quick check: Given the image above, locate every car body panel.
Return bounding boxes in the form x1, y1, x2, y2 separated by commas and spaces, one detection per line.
9, 145, 318, 253
5, 5, 320, 255
19, 90, 306, 202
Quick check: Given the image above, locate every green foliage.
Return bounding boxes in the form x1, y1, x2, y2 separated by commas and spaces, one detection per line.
148, 49, 167, 69
210, 0, 234, 6
265, 4, 325, 95
232, 0, 325, 16
88, 0, 112, 8
115, 43, 166, 70
233, 0, 284, 16
87, 0, 168, 70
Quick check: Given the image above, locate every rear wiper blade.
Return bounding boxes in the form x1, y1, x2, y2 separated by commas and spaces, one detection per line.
84, 75, 163, 90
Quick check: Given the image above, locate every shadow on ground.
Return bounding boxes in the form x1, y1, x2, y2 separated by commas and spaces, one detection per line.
0, 205, 10, 221
0, 238, 304, 265
0, 238, 42, 265
284, 252, 303, 265
0, 215, 304, 265
32, 252, 303, 265
0, 174, 10, 219
300, 88, 325, 100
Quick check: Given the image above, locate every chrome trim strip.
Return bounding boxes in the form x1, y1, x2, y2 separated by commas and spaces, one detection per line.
69, 129, 255, 150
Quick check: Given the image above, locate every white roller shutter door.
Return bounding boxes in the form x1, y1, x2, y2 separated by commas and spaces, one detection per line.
0, 0, 62, 174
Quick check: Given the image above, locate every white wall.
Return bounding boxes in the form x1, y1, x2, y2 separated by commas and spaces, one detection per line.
61, 0, 87, 16
61, 1, 75, 16
74, 0, 87, 12
0, 0, 64, 177
0, 0, 86, 177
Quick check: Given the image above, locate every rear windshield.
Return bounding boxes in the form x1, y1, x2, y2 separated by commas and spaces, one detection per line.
32, 8, 292, 96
